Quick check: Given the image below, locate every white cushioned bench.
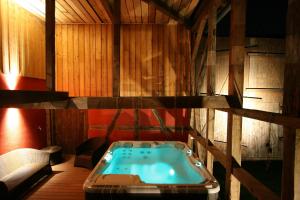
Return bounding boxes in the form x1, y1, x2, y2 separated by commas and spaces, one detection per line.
0, 148, 52, 199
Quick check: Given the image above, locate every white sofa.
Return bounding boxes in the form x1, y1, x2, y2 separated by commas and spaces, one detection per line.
0, 148, 52, 199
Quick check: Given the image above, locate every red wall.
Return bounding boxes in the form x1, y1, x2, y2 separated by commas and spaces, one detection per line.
0, 74, 47, 154
88, 109, 190, 144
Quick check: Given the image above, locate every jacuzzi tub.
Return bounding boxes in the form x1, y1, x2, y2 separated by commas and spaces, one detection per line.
83, 141, 219, 200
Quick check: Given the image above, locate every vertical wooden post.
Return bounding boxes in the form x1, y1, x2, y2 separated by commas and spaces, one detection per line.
46, 0, 56, 91
113, 0, 120, 97
295, 129, 300, 200
225, 0, 246, 199
205, 2, 216, 173
134, 109, 140, 140
282, 0, 300, 199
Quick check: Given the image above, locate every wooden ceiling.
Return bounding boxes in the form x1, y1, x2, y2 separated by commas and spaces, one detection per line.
16, 0, 200, 24
55, 0, 112, 23
121, 0, 199, 24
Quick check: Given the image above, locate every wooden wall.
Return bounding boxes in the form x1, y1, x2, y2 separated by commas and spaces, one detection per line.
55, 24, 191, 97
120, 24, 191, 97
53, 110, 88, 154
0, 0, 45, 78
192, 38, 285, 160
55, 24, 113, 97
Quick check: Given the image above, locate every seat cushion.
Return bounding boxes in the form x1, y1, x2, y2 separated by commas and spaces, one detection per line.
0, 163, 46, 191
41, 146, 62, 153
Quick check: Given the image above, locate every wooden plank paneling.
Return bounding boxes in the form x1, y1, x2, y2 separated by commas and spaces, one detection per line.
146, 25, 152, 96
55, 24, 113, 97
135, 25, 142, 96
157, 25, 164, 95
54, 110, 87, 153
101, 25, 107, 96
107, 25, 113, 96
141, 24, 148, 96
0, 0, 45, 79
121, 24, 191, 97
121, 0, 198, 24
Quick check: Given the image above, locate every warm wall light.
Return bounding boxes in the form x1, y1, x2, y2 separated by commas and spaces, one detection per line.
15, 0, 45, 19
5, 108, 21, 131
5, 73, 19, 90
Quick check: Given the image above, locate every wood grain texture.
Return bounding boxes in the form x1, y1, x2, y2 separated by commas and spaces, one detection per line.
53, 110, 87, 154
55, 24, 113, 97
45, 0, 56, 91
10, 0, 111, 24
121, 0, 198, 24
25, 155, 90, 200
113, 0, 120, 97
205, 5, 216, 174
212, 38, 285, 160
226, 0, 246, 199
282, 0, 300, 199
120, 24, 191, 97
0, 0, 45, 79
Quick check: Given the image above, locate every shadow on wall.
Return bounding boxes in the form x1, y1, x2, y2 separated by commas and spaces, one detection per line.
88, 109, 191, 144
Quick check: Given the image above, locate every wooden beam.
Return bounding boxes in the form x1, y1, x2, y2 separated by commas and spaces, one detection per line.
205, 3, 217, 174
99, 0, 113, 22
233, 168, 280, 200
3, 96, 239, 109
218, 108, 300, 129
112, 0, 120, 97
91, 125, 191, 131
191, 19, 207, 95
87, 96, 237, 109
226, 114, 242, 200
141, 0, 191, 28
196, 41, 208, 95
282, 128, 296, 200
134, 109, 140, 140
46, 0, 56, 91
281, 1, 300, 199
105, 109, 121, 142
0, 90, 68, 107
152, 109, 172, 134
225, 0, 246, 199
295, 129, 300, 200
189, 131, 227, 167
189, 130, 280, 200
87, 0, 112, 23
191, 0, 222, 31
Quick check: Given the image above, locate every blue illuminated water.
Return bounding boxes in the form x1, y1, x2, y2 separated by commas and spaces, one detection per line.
99, 145, 205, 184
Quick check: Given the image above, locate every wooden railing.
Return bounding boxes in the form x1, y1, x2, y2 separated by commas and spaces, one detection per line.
189, 107, 300, 200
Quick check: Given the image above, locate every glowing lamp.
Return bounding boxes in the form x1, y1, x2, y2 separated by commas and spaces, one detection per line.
169, 169, 175, 176
5, 73, 19, 90
5, 108, 21, 131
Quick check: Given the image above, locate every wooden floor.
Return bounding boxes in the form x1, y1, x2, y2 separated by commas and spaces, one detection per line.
24, 155, 91, 200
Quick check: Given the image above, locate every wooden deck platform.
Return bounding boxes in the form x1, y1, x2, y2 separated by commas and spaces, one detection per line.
25, 155, 90, 200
